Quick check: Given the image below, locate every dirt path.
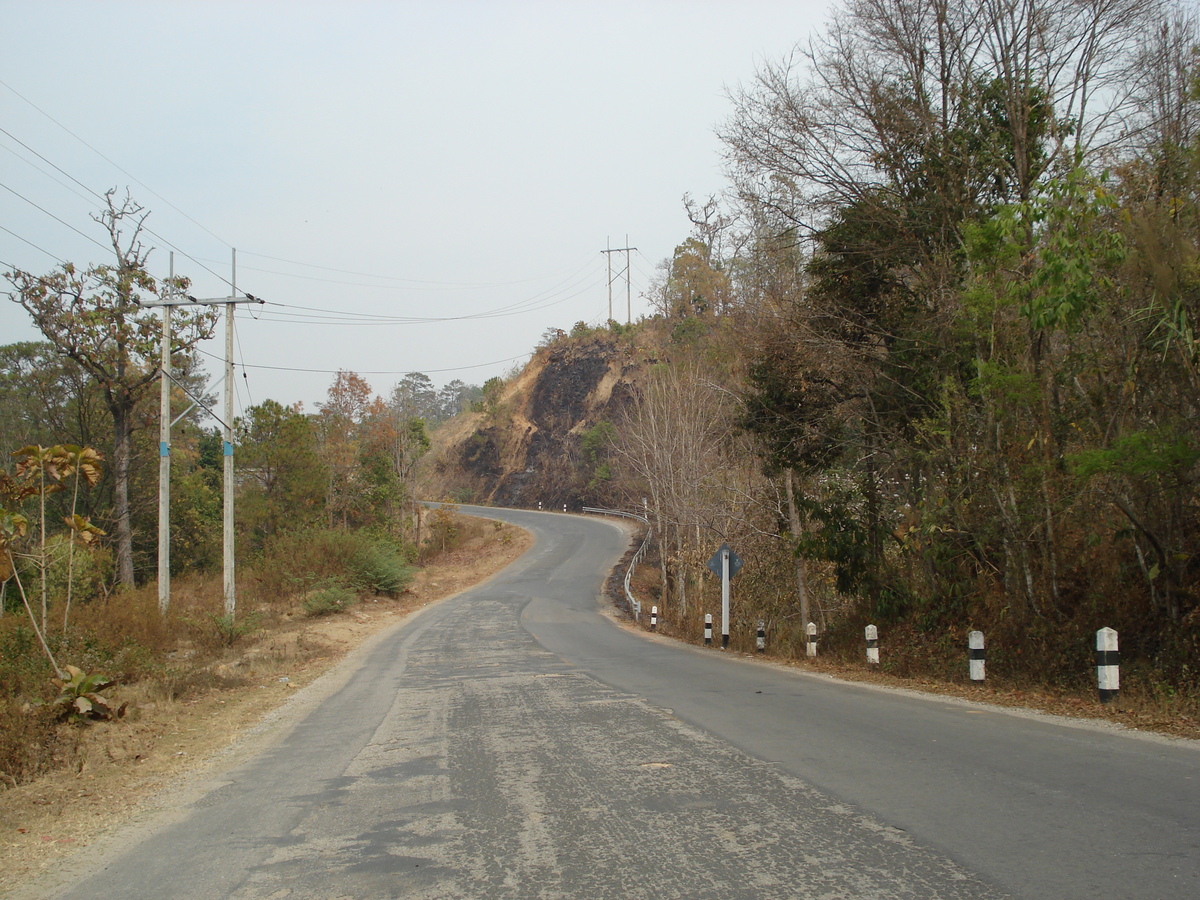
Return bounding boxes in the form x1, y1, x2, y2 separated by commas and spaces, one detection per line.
0, 523, 533, 898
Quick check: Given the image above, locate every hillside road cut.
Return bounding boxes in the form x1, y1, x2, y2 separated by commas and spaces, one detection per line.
38, 506, 1200, 899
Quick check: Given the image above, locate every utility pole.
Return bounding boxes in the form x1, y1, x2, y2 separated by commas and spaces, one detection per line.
157, 253, 174, 614
601, 235, 636, 324
222, 249, 237, 618
142, 249, 263, 617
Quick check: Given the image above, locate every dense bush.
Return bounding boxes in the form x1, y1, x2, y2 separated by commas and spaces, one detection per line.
349, 542, 412, 597
251, 527, 414, 603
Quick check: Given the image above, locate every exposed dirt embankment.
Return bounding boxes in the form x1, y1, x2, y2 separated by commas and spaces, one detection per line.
422, 333, 645, 508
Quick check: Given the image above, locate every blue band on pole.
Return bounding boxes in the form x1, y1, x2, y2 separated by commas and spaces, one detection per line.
159, 442, 170, 457
223, 441, 233, 456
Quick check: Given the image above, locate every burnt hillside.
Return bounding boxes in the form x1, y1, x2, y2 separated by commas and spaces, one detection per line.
420, 331, 645, 509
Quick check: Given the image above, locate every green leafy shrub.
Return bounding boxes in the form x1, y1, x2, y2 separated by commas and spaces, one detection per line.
0, 622, 54, 699
350, 541, 412, 596
302, 581, 358, 617
207, 612, 261, 647
44, 533, 113, 607
51, 664, 126, 721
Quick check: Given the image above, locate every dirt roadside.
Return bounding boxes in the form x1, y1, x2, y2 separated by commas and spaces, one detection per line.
0, 522, 534, 897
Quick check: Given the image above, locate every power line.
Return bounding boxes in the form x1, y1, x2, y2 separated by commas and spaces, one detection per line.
241, 263, 605, 326
237, 249, 578, 289
196, 347, 529, 377
0, 86, 238, 291
0, 180, 112, 255
0, 125, 106, 206
0, 92, 602, 316
195, 252, 603, 298
0, 81, 611, 334
0, 77, 232, 249
0, 223, 65, 265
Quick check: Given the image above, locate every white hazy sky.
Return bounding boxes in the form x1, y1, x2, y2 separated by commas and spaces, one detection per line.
2, 0, 831, 415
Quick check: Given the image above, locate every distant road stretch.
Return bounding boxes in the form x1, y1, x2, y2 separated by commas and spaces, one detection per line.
47, 506, 1199, 899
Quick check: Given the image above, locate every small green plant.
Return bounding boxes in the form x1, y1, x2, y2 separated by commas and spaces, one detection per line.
302, 581, 358, 617
426, 503, 460, 555
51, 664, 126, 721
492, 519, 513, 545
210, 612, 260, 646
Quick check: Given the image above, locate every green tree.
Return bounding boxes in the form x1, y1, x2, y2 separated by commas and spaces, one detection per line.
393, 372, 438, 423
0, 342, 106, 452
435, 379, 480, 423
5, 192, 219, 585
235, 400, 326, 547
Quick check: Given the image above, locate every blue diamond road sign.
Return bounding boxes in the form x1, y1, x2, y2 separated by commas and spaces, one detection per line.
706, 544, 743, 579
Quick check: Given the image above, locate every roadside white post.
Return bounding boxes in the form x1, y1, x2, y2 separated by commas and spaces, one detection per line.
756, 620, 766, 653
563, 504, 567, 513
704, 614, 713, 646
650, 605, 658, 631
806, 622, 818, 658
969, 631, 986, 682
1097, 627, 1120, 704
705, 544, 742, 651
720, 548, 731, 649
865, 624, 880, 665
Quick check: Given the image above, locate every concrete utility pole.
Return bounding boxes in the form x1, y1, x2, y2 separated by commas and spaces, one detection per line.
142, 249, 263, 617
601, 235, 636, 324
157, 254, 175, 613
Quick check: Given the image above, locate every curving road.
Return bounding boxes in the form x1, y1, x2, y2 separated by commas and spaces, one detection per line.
41, 506, 1199, 899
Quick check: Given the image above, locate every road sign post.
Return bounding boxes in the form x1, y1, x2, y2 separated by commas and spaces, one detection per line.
707, 544, 743, 651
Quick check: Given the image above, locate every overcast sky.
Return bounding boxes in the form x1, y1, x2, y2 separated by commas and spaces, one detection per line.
2, 0, 831, 415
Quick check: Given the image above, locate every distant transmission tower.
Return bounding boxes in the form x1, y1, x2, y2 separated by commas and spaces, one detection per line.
601, 235, 636, 324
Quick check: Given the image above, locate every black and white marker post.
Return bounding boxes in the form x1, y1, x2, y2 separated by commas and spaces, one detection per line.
1097, 627, 1120, 703
756, 620, 766, 653
865, 624, 880, 665
969, 630, 986, 682
807, 622, 818, 658
650, 605, 658, 632
704, 614, 713, 646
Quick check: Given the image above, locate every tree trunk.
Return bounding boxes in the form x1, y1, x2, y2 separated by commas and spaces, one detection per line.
111, 399, 135, 586
784, 469, 811, 630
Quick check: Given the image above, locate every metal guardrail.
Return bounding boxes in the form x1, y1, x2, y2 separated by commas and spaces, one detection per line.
582, 507, 651, 621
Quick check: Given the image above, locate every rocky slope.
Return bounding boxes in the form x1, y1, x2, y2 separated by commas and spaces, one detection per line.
420, 332, 645, 509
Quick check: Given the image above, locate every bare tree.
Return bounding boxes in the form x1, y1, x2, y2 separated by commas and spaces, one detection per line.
615, 363, 737, 620
721, 0, 1163, 235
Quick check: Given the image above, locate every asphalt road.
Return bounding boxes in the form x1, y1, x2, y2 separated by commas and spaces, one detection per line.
42, 506, 1199, 899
